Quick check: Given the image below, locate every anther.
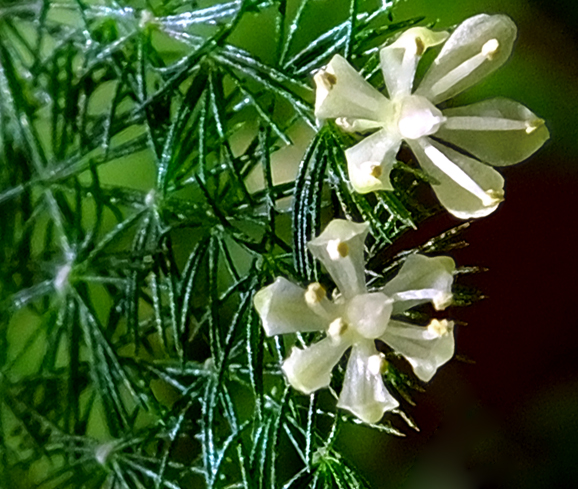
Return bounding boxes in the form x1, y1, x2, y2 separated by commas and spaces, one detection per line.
317, 70, 337, 90
525, 118, 544, 134
481, 39, 499, 59
433, 292, 453, 311
484, 189, 505, 206
327, 239, 349, 260
328, 317, 348, 341
305, 282, 326, 305
335, 117, 355, 131
368, 162, 382, 178
414, 37, 425, 56
427, 318, 453, 337
367, 353, 387, 376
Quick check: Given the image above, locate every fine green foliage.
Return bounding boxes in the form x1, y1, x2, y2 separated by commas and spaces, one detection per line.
0, 0, 470, 487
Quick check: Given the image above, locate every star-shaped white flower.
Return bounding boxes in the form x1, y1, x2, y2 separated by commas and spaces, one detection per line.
314, 14, 549, 219
254, 219, 456, 423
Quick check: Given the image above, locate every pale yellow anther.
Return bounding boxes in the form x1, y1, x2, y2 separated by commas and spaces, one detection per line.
433, 292, 453, 311
328, 317, 348, 341
327, 240, 349, 260
525, 118, 544, 134
335, 117, 352, 130
305, 282, 326, 305
427, 318, 453, 337
367, 353, 387, 376
481, 38, 499, 59
484, 188, 505, 206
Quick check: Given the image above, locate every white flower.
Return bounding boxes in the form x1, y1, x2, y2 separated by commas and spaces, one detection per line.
314, 14, 549, 219
253, 219, 455, 423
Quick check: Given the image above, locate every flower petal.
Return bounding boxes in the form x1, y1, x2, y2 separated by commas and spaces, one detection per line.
407, 137, 505, 219
345, 292, 393, 339
308, 219, 369, 300
380, 26, 449, 98
380, 319, 455, 382
382, 254, 455, 313
315, 54, 391, 121
337, 341, 399, 423
282, 336, 351, 394
254, 277, 328, 336
436, 97, 549, 166
345, 129, 401, 193
415, 14, 517, 104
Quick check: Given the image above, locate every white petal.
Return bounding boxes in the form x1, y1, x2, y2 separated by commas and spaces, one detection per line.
254, 277, 328, 336
436, 98, 549, 166
416, 14, 517, 103
408, 137, 505, 219
282, 336, 351, 394
345, 129, 401, 193
314, 54, 391, 121
380, 26, 449, 98
337, 341, 399, 423
380, 319, 455, 382
308, 219, 369, 300
345, 292, 393, 339
382, 254, 455, 314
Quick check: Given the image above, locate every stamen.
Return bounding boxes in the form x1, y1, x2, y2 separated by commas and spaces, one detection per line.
414, 37, 425, 56
315, 70, 337, 91
360, 161, 383, 179
328, 317, 348, 342
367, 353, 387, 376
336, 117, 354, 131
335, 117, 381, 133
430, 39, 501, 98
525, 118, 545, 134
427, 319, 453, 337
443, 116, 529, 131
305, 283, 326, 305
370, 164, 382, 178
424, 143, 503, 207
486, 188, 505, 203
327, 239, 349, 260
433, 292, 453, 311
481, 38, 499, 59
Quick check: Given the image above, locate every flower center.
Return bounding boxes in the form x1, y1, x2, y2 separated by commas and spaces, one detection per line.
397, 95, 445, 140
345, 292, 393, 339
